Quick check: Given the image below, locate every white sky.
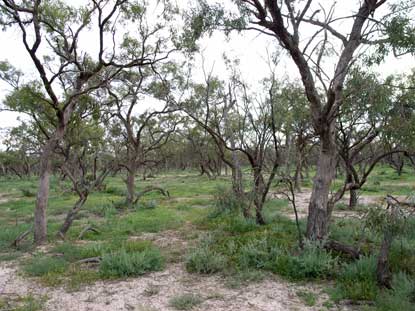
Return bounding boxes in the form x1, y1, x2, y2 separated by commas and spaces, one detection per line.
0, 0, 414, 142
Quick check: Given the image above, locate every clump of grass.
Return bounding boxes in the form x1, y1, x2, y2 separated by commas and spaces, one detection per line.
225, 269, 266, 289
237, 238, 281, 270
296, 290, 317, 306
169, 293, 203, 310
19, 188, 36, 197
375, 272, 415, 311
185, 246, 227, 274
14, 295, 46, 311
274, 242, 336, 280
99, 248, 164, 278
224, 216, 259, 234
23, 256, 68, 277
331, 255, 378, 302
209, 186, 246, 217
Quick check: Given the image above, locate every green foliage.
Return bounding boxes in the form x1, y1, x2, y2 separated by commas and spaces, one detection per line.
19, 188, 36, 197
169, 293, 203, 310
210, 186, 246, 217
296, 290, 317, 307
332, 256, 378, 302
99, 248, 164, 278
185, 246, 227, 274
237, 237, 281, 270
24, 256, 68, 277
375, 272, 415, 311
274, 242, 337, 280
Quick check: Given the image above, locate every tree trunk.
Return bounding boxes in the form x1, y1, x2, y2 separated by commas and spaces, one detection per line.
294, 150, 303, 192
58, 196, 87, 237
376, 230, 393, 288
346, 173, 358, 209
126, 161, 137, 206
253, 167, 266, 225
34, 134, 59, 245
349, 189, 358, 209
306, 125, 337, 240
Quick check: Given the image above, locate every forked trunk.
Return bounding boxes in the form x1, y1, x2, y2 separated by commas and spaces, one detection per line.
306, 125, 337, 240
349, 189, 358, 209
58, 196, 88, 237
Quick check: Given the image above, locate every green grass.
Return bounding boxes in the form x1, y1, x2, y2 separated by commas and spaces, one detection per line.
99, 248, 164, 278
169, 293, 204, 310
0, 166, 414, 308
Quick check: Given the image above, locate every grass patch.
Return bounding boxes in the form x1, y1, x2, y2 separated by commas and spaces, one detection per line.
99, 248, 164, 278
169, 293, 203, 310
331, 256, 378, 302
296, 290, 317, 307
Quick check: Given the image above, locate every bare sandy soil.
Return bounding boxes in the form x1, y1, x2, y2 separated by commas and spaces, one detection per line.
273, 190, 409, 220
0, 259, 354, 311
0, 191, 363, 311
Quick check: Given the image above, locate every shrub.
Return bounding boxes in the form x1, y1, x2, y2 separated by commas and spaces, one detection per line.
225, 216, 259, 234
185, 246, 227, 274
169, 293, 203, 310
332, 256, 378, 302
210, 186, 246, 217
375, 272, 415, 311
237, 238, 281, 270
20, 188, 36, 197
99, 248, 164, 278
274, 242, 336, 280
24, 256, 68, 277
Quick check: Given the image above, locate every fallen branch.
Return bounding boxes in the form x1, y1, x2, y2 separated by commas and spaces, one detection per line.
133, 186, 170, 204
324, 239, 362, 260
76, 256, 102, 264
10, 228, 32, 248
78, 225, 100, 240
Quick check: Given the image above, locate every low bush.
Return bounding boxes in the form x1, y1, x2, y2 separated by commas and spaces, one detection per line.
169, 293, 203, 310
375, 272, 415, 311
210, 186, 246, 217
237, 238, 281, 270
331, 255, 378, 302
185, 246, 227, 274
99, 248, 164, 278
274, 242, 336, 280
24, 256, 68, 277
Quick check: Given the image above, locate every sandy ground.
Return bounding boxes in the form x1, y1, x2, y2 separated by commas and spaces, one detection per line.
0, 260, 353, 311
273, 190, 410, 220
0, 189, 373, 311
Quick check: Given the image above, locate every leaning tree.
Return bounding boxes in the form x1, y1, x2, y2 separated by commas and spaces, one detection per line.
187, 0, 414, 239
0, 0, 179, 244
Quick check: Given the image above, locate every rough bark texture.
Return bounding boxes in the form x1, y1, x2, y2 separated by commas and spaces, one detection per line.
306, 125, 337, 239
58, 196, 87, 237
377, 230, 393, 288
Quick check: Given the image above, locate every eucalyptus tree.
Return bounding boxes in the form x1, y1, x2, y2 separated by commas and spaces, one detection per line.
0, 0, 179, 244
276, 81, 313, 191
187, 0, 412, 240
182, 68, 282, 224
381, 70, 415, 173
55, 113, 114, 237
0, 122, 42, 178
105, 64, 181, 206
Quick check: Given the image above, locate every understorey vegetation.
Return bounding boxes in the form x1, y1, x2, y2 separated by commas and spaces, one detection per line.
0, 0, 415, 310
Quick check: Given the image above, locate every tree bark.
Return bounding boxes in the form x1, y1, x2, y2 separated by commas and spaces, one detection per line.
34, 131, 61, 244
306, 124, 337, 240
376, 230, 393, 288
58, 196, 87, 237
126, 161, 137, 206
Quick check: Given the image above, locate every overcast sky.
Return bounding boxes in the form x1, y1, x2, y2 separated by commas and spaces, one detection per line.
0, 0, 414, 139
